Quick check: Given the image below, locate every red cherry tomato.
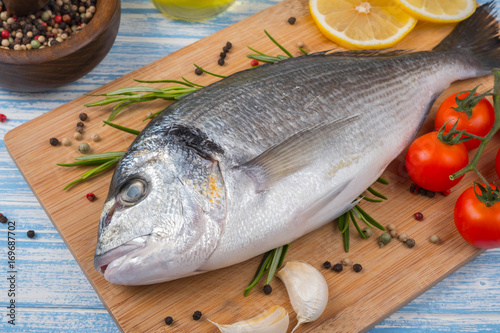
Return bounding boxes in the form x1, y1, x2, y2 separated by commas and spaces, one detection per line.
454, 184, 500, 249
405, 131, 469, 192
435, 92, 494, 150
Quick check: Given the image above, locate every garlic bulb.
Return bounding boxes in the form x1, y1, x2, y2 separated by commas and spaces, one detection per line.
209, 305, 289, 333
276, 261, 328, 332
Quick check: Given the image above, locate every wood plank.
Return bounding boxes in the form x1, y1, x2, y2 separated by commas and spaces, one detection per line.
3, 0, 497, 332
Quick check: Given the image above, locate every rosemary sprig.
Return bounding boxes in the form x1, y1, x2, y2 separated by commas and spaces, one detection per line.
244, 244, 289, 296
59, 154, 124, 190
338, 177, 388, 252
247, 30, 295, 63
102, 120, 141, 135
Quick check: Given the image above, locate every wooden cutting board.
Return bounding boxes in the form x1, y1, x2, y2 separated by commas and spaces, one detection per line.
5, 0, 496, 332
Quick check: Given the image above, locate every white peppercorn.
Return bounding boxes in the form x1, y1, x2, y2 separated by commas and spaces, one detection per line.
73, 132, 83, 140
91, 133, 101, 142
78, 142, 90, 153
429, 235, 440, 244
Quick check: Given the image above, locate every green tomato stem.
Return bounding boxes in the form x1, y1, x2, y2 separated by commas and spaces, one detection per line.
450, 69, 500, 181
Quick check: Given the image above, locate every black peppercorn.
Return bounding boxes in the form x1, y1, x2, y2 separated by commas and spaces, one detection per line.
418, 187, 427, 196
288, 17, 296, 25
27, 230, 35, 238
406, 238, 416, 248
322, 261, 331, 269
410, 183, 417, 194
0, 213, 7, 224
226, 41, 232, 50
263, 284, 272, 295
77, 121, 84, 128
353, 264, 362, 272
218, 58, 225, 66
194, 68, 203, 75
426, 191, 436, 198
79, 113, 88, 121
414, 212, 424, 221
219, 52, 226, 59
192, 310, 202, 321
332, 263, 343, 273
75, 127, 84, 134
164, 316, 173, 325
50, 138, 59, 146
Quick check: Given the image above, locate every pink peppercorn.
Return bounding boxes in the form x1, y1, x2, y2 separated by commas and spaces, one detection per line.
250, 59, 259, 67
414, 212, 424, 221
54, 15, 62, 23
441, 189, 451, 196
63, 14, 71, 23
0, 114, 6, 122
1, 30, 9, 39
86, 193, 96, 201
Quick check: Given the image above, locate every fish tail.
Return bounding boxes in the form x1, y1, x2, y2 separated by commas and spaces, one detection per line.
433, 1, 500, 75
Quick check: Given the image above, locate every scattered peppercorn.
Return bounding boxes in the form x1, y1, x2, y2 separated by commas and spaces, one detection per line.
61, 138, 71, 146
426, 191, 436, 198
0, 213, 7, 224
414, 212, 424, 221
86, 193, 96, 201
27, 230, 35, 238
322, 261, 331, 269
164, 316, 173, 325
429, 235, 440, 244
406, 238, 416, 248
341, 258, 352, 266
387, 224, 396, 231
192, 311, 202, 321
418, 187, 427, 196
74, 132, 83, 140
332, 263, 343, 273
75, 126, 84, 134
0, 114, 6, 123
389, 230, 398, 238
225, 41, 232, 50
250, 59, 259, 67
362, 227, 372, 238
410, 183, 417, 194
263, 284, 272, 294
194, 67, 203, 75
79, 112, 88, 121
49, 138, 59, 146
91, 134, 101, 142
398, 233, 408, 242
297, 41, 305, 48
379, 232, 392, 248
288, 17, 296, 25
78, 142, 90, 153
222, 46, 230, 53
218, 58, 225, 66
77, 121, 85, 128
353, 264, 362, 272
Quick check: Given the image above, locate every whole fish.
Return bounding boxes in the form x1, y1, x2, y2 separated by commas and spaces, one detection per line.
94, 3, 500, 285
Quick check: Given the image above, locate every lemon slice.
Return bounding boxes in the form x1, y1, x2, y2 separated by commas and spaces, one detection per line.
395, 0, 476, 23
309, 0, 418, 49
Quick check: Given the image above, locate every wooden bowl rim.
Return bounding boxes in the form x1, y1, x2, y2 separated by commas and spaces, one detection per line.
0, 0, 120, 64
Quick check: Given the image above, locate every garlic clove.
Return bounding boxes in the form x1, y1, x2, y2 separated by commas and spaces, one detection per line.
209, 305, 289, 333
276, 261, 328, 332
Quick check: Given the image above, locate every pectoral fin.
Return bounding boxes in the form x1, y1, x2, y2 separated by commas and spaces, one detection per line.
239, 115, 359, 192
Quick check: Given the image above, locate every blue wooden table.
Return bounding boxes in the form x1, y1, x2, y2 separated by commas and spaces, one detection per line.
1, 0, 499, 331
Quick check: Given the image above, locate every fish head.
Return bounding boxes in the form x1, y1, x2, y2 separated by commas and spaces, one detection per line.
94, 135, 226, 285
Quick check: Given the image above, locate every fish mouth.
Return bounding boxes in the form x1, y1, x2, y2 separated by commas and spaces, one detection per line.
94, 235, 149, 275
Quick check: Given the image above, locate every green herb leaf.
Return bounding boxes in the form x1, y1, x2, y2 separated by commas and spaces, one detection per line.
102, 120, 141, 135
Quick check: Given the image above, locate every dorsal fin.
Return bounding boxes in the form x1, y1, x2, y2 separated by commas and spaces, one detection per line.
239, 115, 359, 192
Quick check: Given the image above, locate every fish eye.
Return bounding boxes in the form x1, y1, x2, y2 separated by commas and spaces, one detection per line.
119, 179, 148, 205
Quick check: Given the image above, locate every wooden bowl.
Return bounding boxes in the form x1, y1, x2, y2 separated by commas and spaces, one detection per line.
0, 0, 121, 92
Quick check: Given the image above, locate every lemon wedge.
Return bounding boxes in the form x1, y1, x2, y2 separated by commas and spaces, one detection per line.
309, 0, 418, 49
395, 0, 476, 23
